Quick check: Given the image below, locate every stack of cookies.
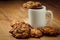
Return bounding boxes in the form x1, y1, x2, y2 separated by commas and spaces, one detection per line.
23, 1, 42, 9
9, 22, 59, 39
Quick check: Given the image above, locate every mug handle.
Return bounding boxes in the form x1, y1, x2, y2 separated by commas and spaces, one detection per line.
46, 10, 53, 25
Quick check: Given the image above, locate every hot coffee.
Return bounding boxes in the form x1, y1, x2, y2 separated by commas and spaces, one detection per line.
31, 6, 43, 9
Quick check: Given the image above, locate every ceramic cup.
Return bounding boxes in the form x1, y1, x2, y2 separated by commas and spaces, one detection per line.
28, 5, 53, 28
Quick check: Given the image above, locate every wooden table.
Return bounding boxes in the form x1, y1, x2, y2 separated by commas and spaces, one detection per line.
0, 1, 60, 40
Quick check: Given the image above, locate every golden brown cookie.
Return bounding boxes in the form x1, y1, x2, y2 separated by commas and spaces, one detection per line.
23, 1, 42, 9
41, 26, 59, 36
9, 22, 31, 39
35, 2, 42, 7
30, 28, 42, 38
27, 1, 34, 4
23, 3, 27, 8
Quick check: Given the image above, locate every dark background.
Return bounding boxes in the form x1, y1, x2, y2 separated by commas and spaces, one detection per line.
0, 0, 59, 10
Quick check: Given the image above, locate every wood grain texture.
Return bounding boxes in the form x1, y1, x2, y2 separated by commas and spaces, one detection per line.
0, 1, 60, 40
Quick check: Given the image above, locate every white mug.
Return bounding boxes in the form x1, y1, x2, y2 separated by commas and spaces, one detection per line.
28, 6, 53, 28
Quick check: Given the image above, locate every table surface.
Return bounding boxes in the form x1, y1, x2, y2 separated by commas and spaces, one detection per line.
0, 1, 60, 40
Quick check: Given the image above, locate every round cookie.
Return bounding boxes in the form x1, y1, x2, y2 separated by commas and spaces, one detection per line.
9, 22, 31, 39
23, 3, 27, 8
30, 28, 42, 38
41, 26, 59, 36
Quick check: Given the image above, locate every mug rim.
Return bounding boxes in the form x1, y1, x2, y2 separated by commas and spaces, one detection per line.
29, 5, 46, 10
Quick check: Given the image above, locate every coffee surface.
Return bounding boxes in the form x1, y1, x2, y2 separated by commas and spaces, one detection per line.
31, 6, 43, 9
